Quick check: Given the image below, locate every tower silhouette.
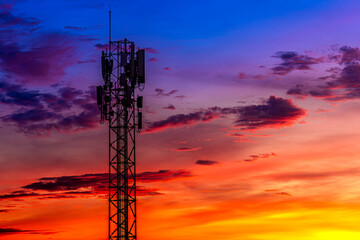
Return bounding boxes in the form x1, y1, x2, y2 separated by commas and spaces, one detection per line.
97, 37, 145, 240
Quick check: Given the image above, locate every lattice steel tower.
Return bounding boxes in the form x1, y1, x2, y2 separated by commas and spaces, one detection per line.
97, 37, 145, 240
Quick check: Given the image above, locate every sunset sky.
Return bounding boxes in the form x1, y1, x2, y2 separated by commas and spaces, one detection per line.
2, 0, 360, 239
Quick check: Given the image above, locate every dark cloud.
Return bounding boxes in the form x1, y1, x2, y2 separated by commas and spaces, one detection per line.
0, 227, 56, 236
226, 133, 246, 137
0, 190, 40, 200
232, 96, 305, 130
0, 4, 101, 135
287, 62, 360, 101
146, 96, 305, 133
77, 59, 96, 64
148, 58, 159, 62
272, 51, 320, 75
3, 109, 60, 124
0, 10, 40, 29
0, 33, 77, 84
236, 72, 264, 80
175, 147, 201, 152
22, 170, 191, 191
286, 84, 308, 97
195, 160, 219, 166
0, 83, 83, 110
0, 7, 88, 85
143, 47, 158, 54
145, 111, 219, 133
0, 81, 43, 107
136, 186, 164, 196
0, 82, 100, 135
275, 192, 292, 196
333, 63, 360, 89
137, 170, 192, 182
94, 43, 107, 50
163, 67, 171, 70
1, 170, 191, 201
242, 153, 276, 162
163, 104, 176, 110
287, 84, 332, 99
64, 26, 85, 31
2, 103, 99, 136
285, 46, 360, 102
236, 72, 250, 79
338, 46, 360, 65
22, 173, 108, 192
175, 95, 185, 100
0, 3, 14, 10
155, 88, 178, 97
265, 190, 292, 197
78, 35, 99, 42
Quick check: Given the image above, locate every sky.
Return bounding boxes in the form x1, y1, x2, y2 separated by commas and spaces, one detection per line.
1, 0, 360, 239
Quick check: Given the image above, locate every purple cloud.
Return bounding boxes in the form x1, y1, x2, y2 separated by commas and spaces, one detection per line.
338, 46, 360, 65
0, 10, 40, 28
0, 34, 77, 84
145, 111, 219, 133
148, 58, 160, 62
163, 104, 176, 110
94, 43, 107, 50
144, 47, 158, 54
272, 51, 320, 75
0, 83, 100, 136
233, 96, 306, 130
0, 8, 86, 85
287, 60, 360, 101
155, 88, 179, 97
3, 103, 99, 135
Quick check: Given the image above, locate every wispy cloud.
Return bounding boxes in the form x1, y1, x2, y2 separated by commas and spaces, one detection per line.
175, 147, 202, 152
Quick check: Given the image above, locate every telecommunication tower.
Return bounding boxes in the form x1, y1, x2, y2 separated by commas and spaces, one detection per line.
97, 36, 145, 239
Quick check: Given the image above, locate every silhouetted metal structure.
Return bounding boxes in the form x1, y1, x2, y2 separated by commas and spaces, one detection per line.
97, 38, 145, 240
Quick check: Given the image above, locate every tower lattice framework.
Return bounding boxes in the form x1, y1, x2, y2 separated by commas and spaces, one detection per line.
97, 39, 145, 240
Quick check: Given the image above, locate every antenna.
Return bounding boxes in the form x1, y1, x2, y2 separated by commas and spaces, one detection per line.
109, 10, 111, 47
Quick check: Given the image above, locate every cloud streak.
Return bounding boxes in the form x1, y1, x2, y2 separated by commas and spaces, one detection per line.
0, 170, 192, 201
146, 96, 306, 133
0, 228, 56, 236
242, 152, 277, 162
195, 160, 219, 166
